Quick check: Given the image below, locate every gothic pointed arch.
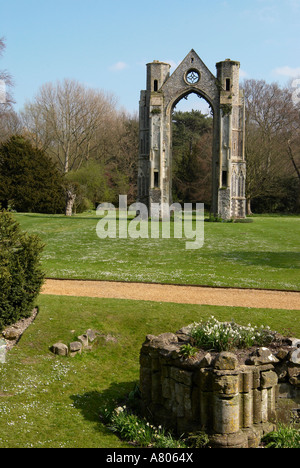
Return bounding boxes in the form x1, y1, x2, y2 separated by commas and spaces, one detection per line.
138, 50, 246, 219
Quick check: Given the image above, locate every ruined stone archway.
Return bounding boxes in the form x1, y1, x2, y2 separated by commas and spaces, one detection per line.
138, 50, 246, 219
169, 89, 215, 209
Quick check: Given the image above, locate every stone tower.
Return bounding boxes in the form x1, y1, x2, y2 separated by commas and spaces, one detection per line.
138, 50, 246, 219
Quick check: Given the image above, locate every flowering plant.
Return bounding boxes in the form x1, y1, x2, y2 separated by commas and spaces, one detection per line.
189, 316, 276, 352
101, 405, 186, 448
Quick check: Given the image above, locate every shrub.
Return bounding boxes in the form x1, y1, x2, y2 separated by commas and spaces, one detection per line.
262, 424, 300, 448
0, 211, 45, 329
101, 405, 187, 448
186, 431, 210, 448
65, 160, 115, 211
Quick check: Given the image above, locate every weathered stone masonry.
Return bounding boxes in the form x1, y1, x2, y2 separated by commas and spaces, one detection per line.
138, 50, 247, 219
140, 329, 300, 448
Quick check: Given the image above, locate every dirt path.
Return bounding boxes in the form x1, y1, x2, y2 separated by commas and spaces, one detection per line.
42, 279, 300, 310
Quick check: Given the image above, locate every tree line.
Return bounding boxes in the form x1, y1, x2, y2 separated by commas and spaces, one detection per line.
0, 41, 138, 214
244, 79, 300, 214
171, 80, 300, 214
0, 37, 299, 215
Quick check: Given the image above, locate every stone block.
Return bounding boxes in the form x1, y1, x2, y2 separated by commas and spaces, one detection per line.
154, 333, 178, 346
199, 391, 214, 430
78, 334, 89, 348
199, 352, 212, 368
170, 367, 192, 386
276, 362, 288, 382
288, 365, 300, 386
290, 348, 300, 365
261, 388, 268, 422
213, 374, 239, 396
139, 353, 151, 368
151, 356, 160, 372
261, 370, 278, 389
140, 367, 152, 401
245, 427, 264, 448
3, 327, 20, 341
51, 343, 68, 356
248, 347, 279, 366
210, 430, 248, 449
69, 341, 82, 356
242, 392, 253, 428
253, 389, 262, 424
198, 368, 213, 392
86, 329, 97, 342
252, 368, 261, 389
162, 377, 171, 399
151, 372, 161, 403
286, 338, 300, 348
213, 394, 240, 434
242, 371, 253, 393
213, 352, 238, 370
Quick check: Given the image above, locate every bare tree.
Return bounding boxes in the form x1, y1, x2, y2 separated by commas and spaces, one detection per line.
243, 79, 298, 213
0, 110, 22, 143
109, 111, 139, 202
283, 80, 300, 182
21, 79, 119, 173
0, 37, 15, 142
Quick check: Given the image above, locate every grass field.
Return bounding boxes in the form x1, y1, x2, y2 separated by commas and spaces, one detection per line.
15, 212, 300, 291
0, 295, 299, 448
0, 212, 299, 448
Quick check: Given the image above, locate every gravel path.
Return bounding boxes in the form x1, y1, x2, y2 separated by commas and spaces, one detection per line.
42, 279, 300, 310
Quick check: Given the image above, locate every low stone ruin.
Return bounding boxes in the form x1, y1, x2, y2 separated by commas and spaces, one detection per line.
139, 324, 300, 448
51, 329, 118, 357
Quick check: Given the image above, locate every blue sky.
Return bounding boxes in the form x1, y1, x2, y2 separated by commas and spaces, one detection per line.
0, 0, 299, 114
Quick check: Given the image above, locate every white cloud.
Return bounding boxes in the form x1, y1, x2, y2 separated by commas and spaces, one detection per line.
239, 69, 248, 79
109, 62, 129, 72
258, 6, 278, 23
273, 66, 300, 78
286, 0, 300, 10
165, 60, 179, 71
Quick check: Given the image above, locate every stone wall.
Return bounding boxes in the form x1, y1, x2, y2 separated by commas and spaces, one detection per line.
139, 327, 300, 448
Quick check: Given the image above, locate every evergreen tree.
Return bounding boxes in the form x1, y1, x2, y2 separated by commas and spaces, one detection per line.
0, 211, 45, 329
0, 135, 65, 213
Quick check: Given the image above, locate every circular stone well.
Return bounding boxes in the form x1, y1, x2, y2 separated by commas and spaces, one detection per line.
139, 324, 300, 448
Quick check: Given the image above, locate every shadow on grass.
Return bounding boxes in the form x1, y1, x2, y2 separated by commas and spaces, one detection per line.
212, 251, 300, 269
18, 213, 98, 221
70, 380, 138, 427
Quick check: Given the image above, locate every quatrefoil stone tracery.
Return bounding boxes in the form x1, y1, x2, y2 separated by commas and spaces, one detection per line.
185, 69, 200, 84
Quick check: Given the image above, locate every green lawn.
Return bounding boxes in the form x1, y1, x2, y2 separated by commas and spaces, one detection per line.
1, 212, 299, 448
0, 295, 299, 448
15, 212, 300, 291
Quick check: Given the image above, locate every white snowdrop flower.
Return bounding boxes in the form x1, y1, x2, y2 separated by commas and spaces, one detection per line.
114, 406, 124, 414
